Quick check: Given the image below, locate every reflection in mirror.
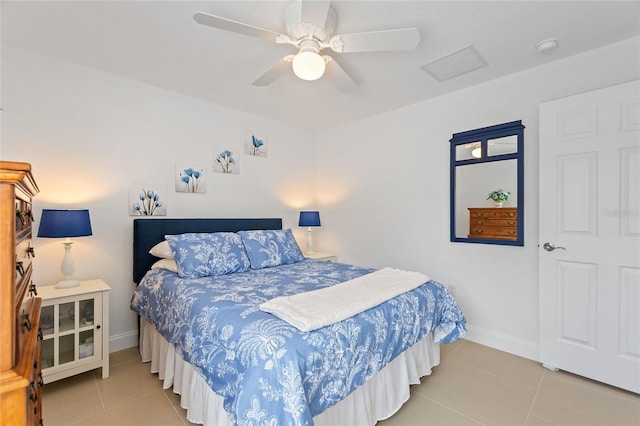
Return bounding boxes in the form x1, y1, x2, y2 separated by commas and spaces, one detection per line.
487, 135, 518, 157
455, 160, 517, 238
450, 120, 525, 246
456, 141, 481, 161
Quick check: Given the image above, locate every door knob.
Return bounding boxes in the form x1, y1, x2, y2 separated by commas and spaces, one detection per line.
543, 242, 566, 252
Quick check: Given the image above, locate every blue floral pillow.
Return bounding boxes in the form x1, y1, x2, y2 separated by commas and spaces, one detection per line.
165, 232, 250, 278
238, 229, 304, 269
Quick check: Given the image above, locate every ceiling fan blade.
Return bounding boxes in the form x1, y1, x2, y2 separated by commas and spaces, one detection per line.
194, 12, 281, 42
330, 28, 420, 53
300, 0, 331, 28
252, 56, 293, 87
323, 56, 356, 93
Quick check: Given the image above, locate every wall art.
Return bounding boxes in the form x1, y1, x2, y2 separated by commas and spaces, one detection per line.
175, 164, 206, 193
244, 131, 268, 158
214, 146, 240, 174
129, 183, 167, 216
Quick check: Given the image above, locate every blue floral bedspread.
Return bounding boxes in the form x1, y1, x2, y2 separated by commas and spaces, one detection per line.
130, 260, 466, 425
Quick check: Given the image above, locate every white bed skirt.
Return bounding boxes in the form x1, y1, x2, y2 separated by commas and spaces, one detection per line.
139, 318, 440, 425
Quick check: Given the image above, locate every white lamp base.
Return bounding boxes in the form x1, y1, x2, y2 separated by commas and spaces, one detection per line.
306, 227, 315, 255
58, 240, 79, 288
55, 279, 80, 289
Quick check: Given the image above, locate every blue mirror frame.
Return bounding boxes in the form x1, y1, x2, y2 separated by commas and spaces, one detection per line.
450, 120, 525, 246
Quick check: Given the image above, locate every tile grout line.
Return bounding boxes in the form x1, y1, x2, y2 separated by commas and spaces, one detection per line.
421, 394, 488, 426
95, 357, 161, 415
413, 356, 538, 426
93, 372, 107, 412
162, 388, 190, 425
524, 370, 562, 426
523, 367, 545, 425
446, 356, 540, 392
442, 340, 466, 360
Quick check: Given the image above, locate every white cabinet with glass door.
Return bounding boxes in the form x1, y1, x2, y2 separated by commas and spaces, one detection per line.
38, 279, 110, 384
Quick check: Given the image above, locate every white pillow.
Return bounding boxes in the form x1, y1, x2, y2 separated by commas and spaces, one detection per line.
149, 240, 174, 259
150, 258, 179, 273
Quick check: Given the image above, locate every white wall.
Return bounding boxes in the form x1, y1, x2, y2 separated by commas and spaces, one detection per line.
315, 37, 640, 360
1, 46, 316, 351
3, 37, 639, 359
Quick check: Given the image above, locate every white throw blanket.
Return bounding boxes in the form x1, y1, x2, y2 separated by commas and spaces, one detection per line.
259, 267, 430, 332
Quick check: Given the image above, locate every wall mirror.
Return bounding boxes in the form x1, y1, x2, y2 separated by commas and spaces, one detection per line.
450, 120, 525, 246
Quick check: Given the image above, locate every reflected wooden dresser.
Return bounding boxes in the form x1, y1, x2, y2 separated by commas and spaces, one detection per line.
468, 207, 518, 241
0, 161, 42, 425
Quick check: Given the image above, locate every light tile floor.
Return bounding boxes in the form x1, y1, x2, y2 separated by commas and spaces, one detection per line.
42, 340, 639, 425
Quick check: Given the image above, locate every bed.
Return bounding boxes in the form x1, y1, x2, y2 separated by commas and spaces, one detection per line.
130, 218, 466, 425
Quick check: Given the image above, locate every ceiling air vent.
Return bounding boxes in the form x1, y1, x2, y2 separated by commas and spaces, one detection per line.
421, 45, 487, 82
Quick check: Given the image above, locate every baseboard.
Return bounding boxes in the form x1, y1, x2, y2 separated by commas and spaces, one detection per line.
109, 330, 138, 353
464, 325, 539, 362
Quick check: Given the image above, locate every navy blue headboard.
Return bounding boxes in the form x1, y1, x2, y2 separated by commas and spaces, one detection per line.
132, 218, 282, 284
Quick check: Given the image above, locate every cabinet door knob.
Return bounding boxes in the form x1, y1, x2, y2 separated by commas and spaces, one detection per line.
96, 324, 101, 330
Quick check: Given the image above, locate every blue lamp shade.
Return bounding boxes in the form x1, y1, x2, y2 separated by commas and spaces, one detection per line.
298, 211, 321, 227
38, 209, 93, 238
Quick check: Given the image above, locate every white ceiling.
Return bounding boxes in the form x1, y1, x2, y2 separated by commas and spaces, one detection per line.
2, 1, 639, 130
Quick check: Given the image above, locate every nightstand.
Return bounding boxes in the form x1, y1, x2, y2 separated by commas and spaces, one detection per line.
38, 279, 110, 384
304, 252, 337, 262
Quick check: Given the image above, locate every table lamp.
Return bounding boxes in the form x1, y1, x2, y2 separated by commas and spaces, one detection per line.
298, 211, 321, 255
37, 209, 92, 288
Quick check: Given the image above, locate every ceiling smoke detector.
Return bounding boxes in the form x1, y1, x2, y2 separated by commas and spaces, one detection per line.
536, 38, 559, 54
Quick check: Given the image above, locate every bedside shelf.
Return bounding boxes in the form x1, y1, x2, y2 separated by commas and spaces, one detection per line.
38, 279, 110, 384
304, 252, 337, 262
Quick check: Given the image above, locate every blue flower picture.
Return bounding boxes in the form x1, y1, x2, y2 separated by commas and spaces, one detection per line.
175, 164, 206, 193
129, 183, 167, 216
244, 131, 268, 158
214, 146, 240, 174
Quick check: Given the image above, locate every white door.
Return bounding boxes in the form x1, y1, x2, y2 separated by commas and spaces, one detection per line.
539, 80, 640, 394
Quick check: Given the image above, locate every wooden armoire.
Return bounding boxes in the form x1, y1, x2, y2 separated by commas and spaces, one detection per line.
0, 161, 42, 425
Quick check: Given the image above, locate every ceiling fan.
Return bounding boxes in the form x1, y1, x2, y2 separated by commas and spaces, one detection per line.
193, 1, 420, 92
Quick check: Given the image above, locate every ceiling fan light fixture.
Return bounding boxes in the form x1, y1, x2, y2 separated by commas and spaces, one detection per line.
195, 3, 421, 89
292, 47, 326, 81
